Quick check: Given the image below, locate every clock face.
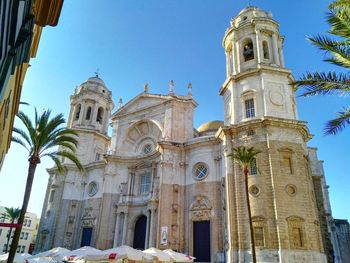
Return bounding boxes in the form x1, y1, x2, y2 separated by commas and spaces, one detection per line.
193, 163, 209, 180
88, 181, 98, 197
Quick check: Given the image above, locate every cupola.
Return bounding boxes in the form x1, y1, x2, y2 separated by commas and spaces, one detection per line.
67, 75, 114, 135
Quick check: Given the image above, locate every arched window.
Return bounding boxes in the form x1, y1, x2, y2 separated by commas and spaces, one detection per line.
86, 107, 92, 120
74, 104, 81, 120
227, 46, 233, 75
242, 39, 254, 61
263, 41, 269, 59
96, 107, 104, 123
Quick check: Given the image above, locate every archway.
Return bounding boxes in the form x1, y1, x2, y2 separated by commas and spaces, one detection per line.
133, 215, 147, 249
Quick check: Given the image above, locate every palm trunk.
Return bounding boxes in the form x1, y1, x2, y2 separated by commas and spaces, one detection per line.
7, 159, 38, 263
5, 226, 13, 253
244, 168, 257, 263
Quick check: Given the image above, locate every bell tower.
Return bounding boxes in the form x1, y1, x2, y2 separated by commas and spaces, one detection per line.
219, 7, 326, 263
220, 7, 298, 125
66, 75, 114, 164
68, 75, 114, 135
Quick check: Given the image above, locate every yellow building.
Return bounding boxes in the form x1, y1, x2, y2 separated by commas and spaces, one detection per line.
0, 0, 64, 170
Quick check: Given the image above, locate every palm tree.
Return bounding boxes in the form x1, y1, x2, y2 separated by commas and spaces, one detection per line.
8, 109, 83, 263
230, 146, 261, 263
294, 0, 350, 135
1, 207, 21, 253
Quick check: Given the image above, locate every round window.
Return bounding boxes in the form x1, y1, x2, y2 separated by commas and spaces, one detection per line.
87, 181, 98, 197
193, 163, 209, 181
143, 144, 153, 154
249, 185, 260, 197
285, 184, 297, 196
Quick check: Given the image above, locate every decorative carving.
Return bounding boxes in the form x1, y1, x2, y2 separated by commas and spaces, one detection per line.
172, 204, 178, 213
169, 80, 174, 94
68, 216, 75, 224
187, 82, 192, 96
144, 83, 149, 93
190, 195, 212, 221
173, 184, 179, 193
171, 224, 178, 231
119, 182, 127, 194
269, 90, 284, 106
81, 207, 95, 227
192, 210, 212, 221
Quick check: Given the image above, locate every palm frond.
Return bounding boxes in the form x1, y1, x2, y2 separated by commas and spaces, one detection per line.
43, 153, 66, 174
308, 35, 350, 68
329, 0, 350, 10
14, 108, 82, 170
39, 134, 79, 155
11, 136, 30, 152
16, 111, 35, 145
3, 207, 21, 221
54, 150, 84, 172
324, 107, 350, 135
295, 72, 350, 96
231, 147, 261, 173
327, 8, 350, 38
12, 127, 32, 149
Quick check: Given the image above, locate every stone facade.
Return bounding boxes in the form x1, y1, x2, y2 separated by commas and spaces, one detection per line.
333, 219, 350, 263
35, 6, 335, 263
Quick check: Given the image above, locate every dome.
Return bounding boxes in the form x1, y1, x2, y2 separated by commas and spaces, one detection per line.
197, 120, 224, 133
231, 6, 273, 27
87, 75, 106, 86
74, 75, 112, 98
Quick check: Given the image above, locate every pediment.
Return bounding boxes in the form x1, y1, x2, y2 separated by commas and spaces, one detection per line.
112, 93, 169, 118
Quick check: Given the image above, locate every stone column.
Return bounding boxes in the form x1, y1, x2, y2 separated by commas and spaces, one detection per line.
223, 131, 238, 263
67, 103, 75, 127
148, 208, 155, 247
234, 40, 240, 74
91, 102, 98, 124
78, 103, 85, 125
278, 41, 285, 67
151, 162, 157, 199
225, 50, 230, 77
145, 211, 150, 248
255, 29, 262, 64
128, 168, 136, 196
272, 32, 280, 66
122, 212, 128, 244
113, 213, 120, 247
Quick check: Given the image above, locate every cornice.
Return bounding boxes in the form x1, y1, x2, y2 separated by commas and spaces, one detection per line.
112, 93, 197, 120
223, 17, 279, 46
219, 66, 293, 95
216, 117, 313, 142
104, 151, 161, 163
72, 128, 111, 141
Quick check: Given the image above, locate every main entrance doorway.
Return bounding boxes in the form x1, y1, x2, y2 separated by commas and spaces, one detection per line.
81, 227, 93, 246
133, 215, 147, 249
193, 221, 211, 262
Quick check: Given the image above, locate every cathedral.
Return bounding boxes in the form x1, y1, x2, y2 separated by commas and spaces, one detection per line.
35, 6, 336, 263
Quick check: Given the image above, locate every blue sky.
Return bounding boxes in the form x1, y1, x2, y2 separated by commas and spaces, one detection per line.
0, 0, 349, 221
